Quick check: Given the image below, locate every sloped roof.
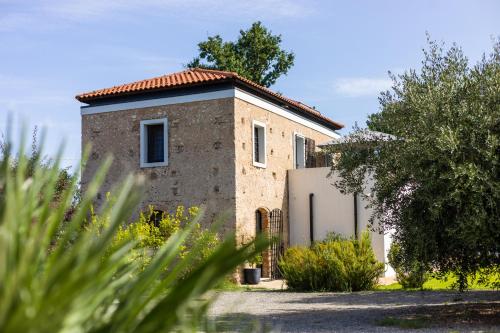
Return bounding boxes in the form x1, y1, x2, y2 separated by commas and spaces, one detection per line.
76, 68, 344, 130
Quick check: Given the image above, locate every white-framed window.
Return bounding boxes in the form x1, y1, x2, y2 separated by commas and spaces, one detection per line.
252, 120, 266, 168
140, 118, 168, 168
293, 132, 305, 169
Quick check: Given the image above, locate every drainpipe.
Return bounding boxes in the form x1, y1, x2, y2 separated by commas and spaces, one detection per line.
353, 192, 358, 239
309, 193, 314, 244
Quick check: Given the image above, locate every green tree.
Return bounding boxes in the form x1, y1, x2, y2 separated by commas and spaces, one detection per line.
0, 127, 74, 203
327, 37, 500, 290
188, 21, 295, 87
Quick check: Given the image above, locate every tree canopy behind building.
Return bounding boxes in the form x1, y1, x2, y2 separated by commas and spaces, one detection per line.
188, 21, 295, 87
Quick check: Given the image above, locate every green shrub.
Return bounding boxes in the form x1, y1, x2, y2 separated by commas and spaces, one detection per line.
0, 137, 268, 333
91, 204, 221, 276
279, 231, 384, 291
387, 242, 429, 289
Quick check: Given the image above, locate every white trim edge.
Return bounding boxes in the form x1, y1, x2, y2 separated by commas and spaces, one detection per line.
140, 118, 168, 168
252, 120, 267, 168
81, 89, 235, 115
80, 87, 340, 139
293, 132, 306, 169
234, 88, 339, 138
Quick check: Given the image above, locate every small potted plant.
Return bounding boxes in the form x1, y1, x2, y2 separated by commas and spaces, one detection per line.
244, 253, 263, 285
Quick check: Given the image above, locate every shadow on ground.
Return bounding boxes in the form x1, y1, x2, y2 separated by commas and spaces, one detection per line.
281, 290, 499, 306
210, 291, 500, 332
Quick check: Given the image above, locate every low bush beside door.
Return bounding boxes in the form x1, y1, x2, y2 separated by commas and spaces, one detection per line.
278, 230, 384, 291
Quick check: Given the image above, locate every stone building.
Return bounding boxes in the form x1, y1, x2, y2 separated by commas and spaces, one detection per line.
78, 68, 394, 279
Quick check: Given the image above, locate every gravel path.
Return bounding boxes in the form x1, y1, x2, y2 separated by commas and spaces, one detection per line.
209, 290, 500, 332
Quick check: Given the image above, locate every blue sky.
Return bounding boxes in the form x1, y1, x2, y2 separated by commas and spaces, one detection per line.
1, 0, 498, 167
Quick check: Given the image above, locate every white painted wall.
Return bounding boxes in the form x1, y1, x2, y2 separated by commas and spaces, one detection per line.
288, 167, 394, 277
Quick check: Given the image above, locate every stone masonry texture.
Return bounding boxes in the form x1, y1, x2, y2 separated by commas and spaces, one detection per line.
82, 94, 336, 280
81, 98, 237, 234
233, 98, 333, 249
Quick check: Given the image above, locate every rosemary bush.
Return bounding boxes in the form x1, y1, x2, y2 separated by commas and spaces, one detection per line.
279, 231, 384, 291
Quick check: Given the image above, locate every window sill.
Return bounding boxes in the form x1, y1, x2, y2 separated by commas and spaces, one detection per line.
252, 161, 267, 169
140, 161, 168, 168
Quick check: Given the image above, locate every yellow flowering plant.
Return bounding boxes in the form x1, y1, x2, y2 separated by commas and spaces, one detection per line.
107, 203, 219, 274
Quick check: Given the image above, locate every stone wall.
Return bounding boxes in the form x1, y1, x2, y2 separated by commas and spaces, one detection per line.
233, 98, 335, 261
82, 93, 338, 281
81, 97, 237, 232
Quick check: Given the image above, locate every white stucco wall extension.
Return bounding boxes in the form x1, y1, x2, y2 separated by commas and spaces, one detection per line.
288, 167, 394, 277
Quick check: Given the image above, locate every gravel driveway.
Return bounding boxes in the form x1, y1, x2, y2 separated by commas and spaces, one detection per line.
209, 290, 500, 332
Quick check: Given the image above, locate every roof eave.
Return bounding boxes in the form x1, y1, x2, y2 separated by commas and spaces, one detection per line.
232, 78, 344, 131
76, 73, 344, 131
75, 78, 234, 104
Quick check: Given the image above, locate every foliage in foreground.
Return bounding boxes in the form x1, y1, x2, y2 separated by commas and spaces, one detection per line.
91, 203, 220, 278
188, 21, 295, 87
0, 140, 267, 333
0, 126, 74, 203
388, 242, 429, 289
279, 231, 384, 291
327, 36, 500, 290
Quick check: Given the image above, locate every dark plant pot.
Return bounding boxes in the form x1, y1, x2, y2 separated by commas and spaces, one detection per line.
244, 268, 261, 285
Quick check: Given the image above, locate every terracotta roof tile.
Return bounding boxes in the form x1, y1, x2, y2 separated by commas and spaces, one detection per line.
76, 68, 343, 129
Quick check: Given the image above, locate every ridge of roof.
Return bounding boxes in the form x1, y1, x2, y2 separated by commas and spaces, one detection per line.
76, 68, 344, 130
191, 67, 238, 76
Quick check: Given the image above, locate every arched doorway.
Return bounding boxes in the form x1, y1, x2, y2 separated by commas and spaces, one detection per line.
254, 207, 284, 279
255, 207, 270, 277
255, 209, 263, 234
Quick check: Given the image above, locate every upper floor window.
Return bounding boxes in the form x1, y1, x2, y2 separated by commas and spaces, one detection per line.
294, 133, 305, 169
140, 118, 168, 168
252, 120, 266, 168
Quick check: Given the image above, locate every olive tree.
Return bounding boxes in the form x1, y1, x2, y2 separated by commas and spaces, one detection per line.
327, 37, 500, 290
